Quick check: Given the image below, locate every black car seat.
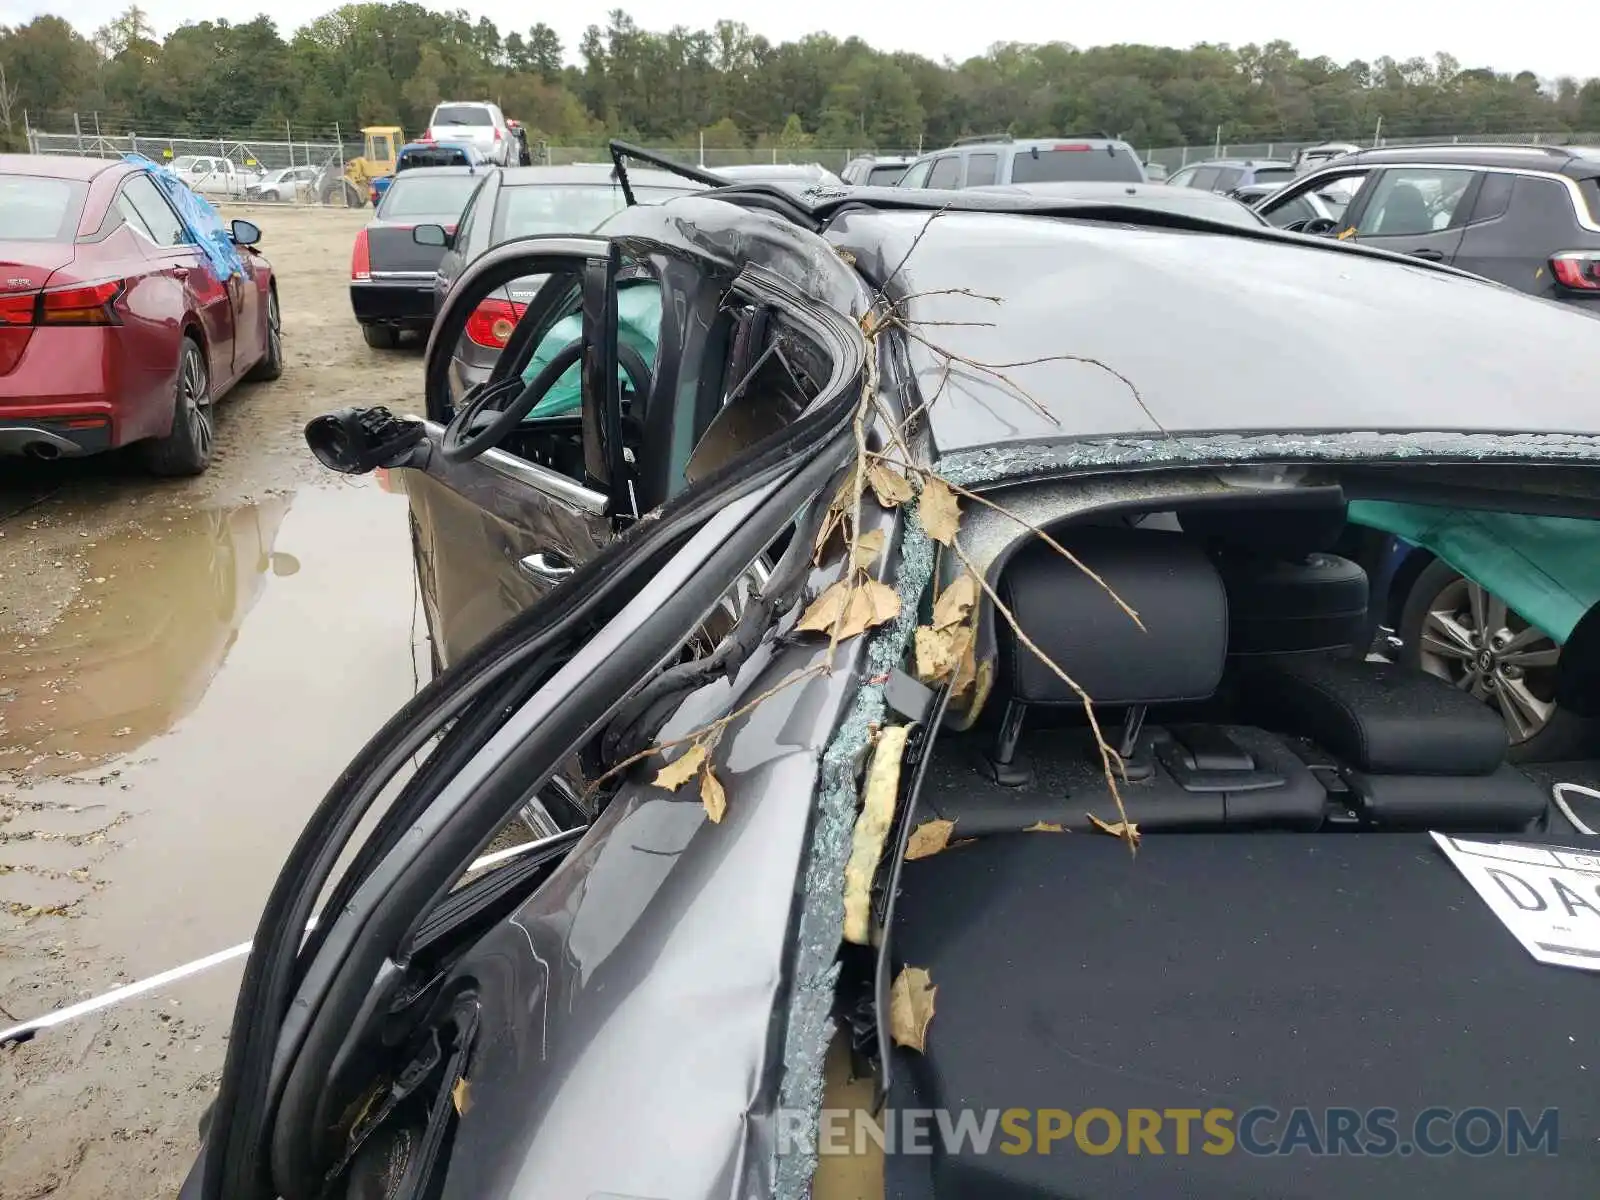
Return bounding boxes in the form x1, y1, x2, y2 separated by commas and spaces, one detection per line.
918, 525, 1326, 833
1185, 505, 1547, 830
1376, 182, 1431, 235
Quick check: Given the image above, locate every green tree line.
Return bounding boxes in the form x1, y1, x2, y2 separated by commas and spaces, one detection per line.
3, 4, 1599, 152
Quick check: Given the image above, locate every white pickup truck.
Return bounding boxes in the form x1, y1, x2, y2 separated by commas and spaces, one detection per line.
169, 155, 263, 198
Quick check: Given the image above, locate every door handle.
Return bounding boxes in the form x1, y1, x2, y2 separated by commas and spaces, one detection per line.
518, 551, 575, 585
1408, 249, 1444, 261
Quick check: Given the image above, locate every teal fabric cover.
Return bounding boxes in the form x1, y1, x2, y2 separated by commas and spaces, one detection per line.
1347, 500, 1600, 644
521, 280, 662, 420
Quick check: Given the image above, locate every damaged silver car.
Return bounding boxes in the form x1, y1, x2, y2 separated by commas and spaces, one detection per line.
189, 144, 1600, 1200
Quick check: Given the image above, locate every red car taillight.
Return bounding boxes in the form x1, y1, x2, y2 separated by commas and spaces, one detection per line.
352, 228, 371, 281
0, 280, 123, 328
464, 298, 526, 349
369, 185, 379, 205
40, 280, 123, 326
493, 127, 503, 142
1550, 251, 1600, 291
0, 291, 35, 326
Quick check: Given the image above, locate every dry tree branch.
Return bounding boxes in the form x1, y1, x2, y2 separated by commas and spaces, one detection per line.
878, 206, 951, 295
947, 536, 1135, 849
886, 286, 1003, 309
894, 324, 1062, 426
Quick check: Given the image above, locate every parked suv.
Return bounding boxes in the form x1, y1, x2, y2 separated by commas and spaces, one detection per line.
424, 101, 517, 167
1255, 144, 1600, 313
895, 134, 1147, 190
1166, 158, 1295, 193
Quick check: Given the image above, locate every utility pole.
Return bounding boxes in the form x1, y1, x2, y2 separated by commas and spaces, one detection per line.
1373, 116, 1383, 147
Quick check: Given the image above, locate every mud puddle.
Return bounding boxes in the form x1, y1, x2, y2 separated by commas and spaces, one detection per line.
1, 477, 422, 1198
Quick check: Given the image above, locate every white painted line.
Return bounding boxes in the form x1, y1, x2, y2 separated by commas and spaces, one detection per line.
0, 835, 559, 1045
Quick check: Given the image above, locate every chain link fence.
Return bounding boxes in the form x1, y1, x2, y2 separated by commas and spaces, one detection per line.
21, 113, 1600, 208
1143, 130, 1600, 171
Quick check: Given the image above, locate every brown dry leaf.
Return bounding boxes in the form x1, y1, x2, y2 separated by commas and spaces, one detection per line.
919, 476, 961, 546
889, 965, 938, 1052
914, 623, 972, 685
1088, 813, 1142, 846
843, 725, 912, 944
866, 462, 915, 508
654, 742, 708, 792
851, 528, 887, 572
812, 469, 859, 564
1025, 821, 1066, 833
700, 763, 728, 824
451, 1077, 472, 1116
905, 818, 957, 861
931, 573, 978, 631
796, 577, 901, 640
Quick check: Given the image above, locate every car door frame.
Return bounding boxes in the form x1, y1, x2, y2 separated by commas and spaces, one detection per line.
1257, 163, 1375, 229
1339, 164, 1484, 263
189, 244, 871, 1200
406, 235, 621, 669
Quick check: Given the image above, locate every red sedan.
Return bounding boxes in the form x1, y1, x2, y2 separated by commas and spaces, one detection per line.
0, 155, 282, 476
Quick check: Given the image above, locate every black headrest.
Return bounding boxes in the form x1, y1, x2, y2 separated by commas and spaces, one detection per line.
997, 527, 1227, 707
1180, 495, 1347, 561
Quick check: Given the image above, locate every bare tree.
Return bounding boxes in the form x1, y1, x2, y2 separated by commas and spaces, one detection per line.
0, 64, 18, 135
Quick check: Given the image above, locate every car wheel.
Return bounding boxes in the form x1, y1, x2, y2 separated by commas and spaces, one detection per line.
362, 323, 401, 350
1399, 559, 1597, 762
142, 335, 214, 477
246, 288, 284, 382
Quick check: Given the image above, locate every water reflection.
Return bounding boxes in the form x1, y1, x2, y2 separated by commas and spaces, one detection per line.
0, 498, 293, 775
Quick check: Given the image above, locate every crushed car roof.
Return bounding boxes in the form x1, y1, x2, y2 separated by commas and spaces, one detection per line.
820, 205, 1600, 453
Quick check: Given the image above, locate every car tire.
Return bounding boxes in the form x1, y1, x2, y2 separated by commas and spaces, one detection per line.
1398, 559, 1598, 762
142, 335, 214, 477
245, 288, 284, 382
361, 323, 401, 350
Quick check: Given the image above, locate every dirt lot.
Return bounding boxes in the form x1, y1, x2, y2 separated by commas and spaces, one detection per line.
0, 204, 428, 1198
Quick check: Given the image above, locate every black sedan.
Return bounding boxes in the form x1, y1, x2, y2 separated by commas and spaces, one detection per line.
349, 166, 485, 349
193, 151, 1600, 1200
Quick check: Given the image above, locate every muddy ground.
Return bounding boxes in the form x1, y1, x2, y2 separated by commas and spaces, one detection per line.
0, 205, 429, 1199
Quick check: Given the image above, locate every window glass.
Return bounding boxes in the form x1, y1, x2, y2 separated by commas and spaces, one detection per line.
0, 175, 86, 241
1213, 167, 1244, 191
1008, 146, 1144, 183
898, 160, 933, 188
1355, 168, 1477, 236
120, 174, 187, 246
432, 105, 494, 126
964, 153, 998, 187
926, 156, 962, 188
1310, 173, 1368, 222
867, 163, 910, 185
1167, 167, 1197, 187
492, 184, 690, 241
1252, 166, 1295, 184
1469, 172, 1516, 224
1187, 167, 1221, 191
378, 174, 482, 220
1262, 194, 1317, 228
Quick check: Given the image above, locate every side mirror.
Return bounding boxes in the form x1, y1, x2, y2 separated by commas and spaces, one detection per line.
229, 219, 261, 246
413, 224, 451, 249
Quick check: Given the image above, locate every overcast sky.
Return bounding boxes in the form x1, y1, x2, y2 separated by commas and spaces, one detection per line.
2, 0, 1587, 81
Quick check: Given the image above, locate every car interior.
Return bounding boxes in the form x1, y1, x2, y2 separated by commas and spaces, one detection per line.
832, 481, 1600, 1200
449, 262, 818, 514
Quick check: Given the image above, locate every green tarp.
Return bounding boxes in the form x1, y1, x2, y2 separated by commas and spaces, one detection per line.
1347, 500, 1600, 644
520, 281, 662, 420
